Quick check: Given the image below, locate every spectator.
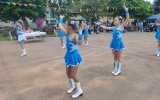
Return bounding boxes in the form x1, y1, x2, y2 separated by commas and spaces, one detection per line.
139, 21, 144, 32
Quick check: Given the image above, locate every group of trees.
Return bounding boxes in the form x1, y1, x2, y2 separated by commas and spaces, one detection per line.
107, 0, 154, 21
154, 0, 160, 14
0, 0, 159, 27
48, 0, 155, 23
0, 0, 46, 29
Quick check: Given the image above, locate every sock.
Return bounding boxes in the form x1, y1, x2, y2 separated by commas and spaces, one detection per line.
63, 43, 65, 47
158, 47, 160, 52
86, 41, 88, 45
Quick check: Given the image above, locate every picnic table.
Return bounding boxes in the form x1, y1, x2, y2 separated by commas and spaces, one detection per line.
25, 31, 46, 41
9, 31, 46, 41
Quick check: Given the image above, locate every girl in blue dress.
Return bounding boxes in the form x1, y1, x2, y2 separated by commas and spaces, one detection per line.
58, 15, 84, 98
95, 5, 129, 76
58, 16, 66, 49
83, 22, 90, 46
16, 20, 27, 56
155, 17, 160, 57
139, 22, 144, 32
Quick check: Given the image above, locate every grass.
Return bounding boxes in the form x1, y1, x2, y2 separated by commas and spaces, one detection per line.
0, 36, 17, 41
0, 33, 57, 41
46, 33, 57, 37
0, 36, 8, 41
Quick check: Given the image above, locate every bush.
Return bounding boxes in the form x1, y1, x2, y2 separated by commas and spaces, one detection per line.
0, 27, 10, 41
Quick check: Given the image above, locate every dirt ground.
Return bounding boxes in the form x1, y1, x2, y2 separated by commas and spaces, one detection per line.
0, 32, 160, 100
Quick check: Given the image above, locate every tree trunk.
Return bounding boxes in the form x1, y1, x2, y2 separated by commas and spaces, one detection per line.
22, 17, 29, 30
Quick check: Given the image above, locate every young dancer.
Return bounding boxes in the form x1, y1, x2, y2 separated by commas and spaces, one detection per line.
155, 17, 160, 57
95, 5, 129, 76
83, 22, 89, 46
58, 15, 84, 98
16, 20, 27, 56
58, 14, 66, 49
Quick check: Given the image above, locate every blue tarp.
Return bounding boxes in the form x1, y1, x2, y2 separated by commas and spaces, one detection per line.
146, 13, 160, 20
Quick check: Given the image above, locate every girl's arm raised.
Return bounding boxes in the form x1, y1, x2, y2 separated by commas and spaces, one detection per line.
121, 5, 130, 28
75, 29, 83, 46
58, 15, 68, 34
75, 22, 85, 46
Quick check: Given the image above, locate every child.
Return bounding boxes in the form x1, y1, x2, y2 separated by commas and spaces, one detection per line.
139, 21, 144, 32
83, 22, 90, 46
58, 16, 66, 49
155, 17, 160, 57
58, 15, 84, 98
58, 30, 66, 49
16, 20, 27, 56
95, 5, 129, 76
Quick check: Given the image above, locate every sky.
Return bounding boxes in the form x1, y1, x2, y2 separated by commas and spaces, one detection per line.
144, 0, 154, 4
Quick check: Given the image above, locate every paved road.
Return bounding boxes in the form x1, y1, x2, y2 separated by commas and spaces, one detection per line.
0, 32, 160, 100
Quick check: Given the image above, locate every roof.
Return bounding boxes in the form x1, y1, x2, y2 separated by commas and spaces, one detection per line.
146, 13, 160, 20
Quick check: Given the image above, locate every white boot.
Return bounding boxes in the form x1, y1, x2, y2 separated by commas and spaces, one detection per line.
114, 63, 122, 76
61, 43, 65, 49
112, 61, 118, 74
67, 79, 75, 94
86, 41, 89, 46
20, 49, 27, 56
62, 45, 65, 49
156, 48, 160, 57
72, 82, 83, 99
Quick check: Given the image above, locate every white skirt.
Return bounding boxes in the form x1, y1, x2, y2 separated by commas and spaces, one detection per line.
18, 34, 27, 43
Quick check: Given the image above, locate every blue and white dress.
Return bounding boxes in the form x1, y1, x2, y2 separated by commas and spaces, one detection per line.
110, 27, 124, 51
155, 26, 160, 41
58, 30, 65, 39
17, 24, 27, 43
83, 27, 89, 36
58, 23, 65, 38
64, 34, 82, 67
139, 23, 144, 29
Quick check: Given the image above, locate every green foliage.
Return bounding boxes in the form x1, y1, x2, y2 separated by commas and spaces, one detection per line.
0, 0, 47, 22
48, 0, 109, 22
48, 0, 154, 22
0, 36, 10, 41
0, 27, 10, 41
107, 0, 154, 21
80, 0, 109, 22
154, 0, 160, 14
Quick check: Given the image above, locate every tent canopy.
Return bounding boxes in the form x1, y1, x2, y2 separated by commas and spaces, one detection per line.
146, 13, 160, 20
